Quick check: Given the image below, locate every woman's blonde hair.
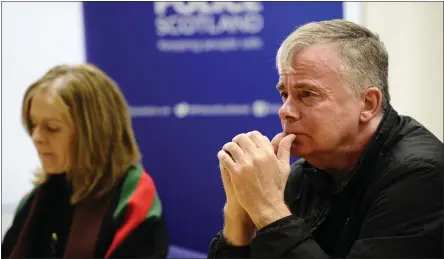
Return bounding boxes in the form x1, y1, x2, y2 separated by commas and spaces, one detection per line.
22, 64, 141, 204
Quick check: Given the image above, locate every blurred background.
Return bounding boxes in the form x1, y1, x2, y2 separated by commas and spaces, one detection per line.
2, 1, 443, 256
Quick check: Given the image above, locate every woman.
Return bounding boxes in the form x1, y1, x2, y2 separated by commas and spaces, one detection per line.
2, 64, 169, 258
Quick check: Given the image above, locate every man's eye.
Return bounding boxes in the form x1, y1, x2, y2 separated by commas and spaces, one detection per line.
300, 91, 313, 98
280, 92, 288, 99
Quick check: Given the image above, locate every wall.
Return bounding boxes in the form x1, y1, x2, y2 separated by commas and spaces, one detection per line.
1, 2, 86, 237
364, 2, 443, 142
1, 2, 442, 238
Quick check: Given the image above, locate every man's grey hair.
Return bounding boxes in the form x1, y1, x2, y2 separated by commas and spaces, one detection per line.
276, 19, 390, 113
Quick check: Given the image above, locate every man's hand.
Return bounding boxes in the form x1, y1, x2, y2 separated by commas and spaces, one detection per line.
218, 131, 295, 230
218, 161, 255, 246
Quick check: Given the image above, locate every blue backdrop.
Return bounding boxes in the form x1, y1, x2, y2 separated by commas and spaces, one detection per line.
83, 2, 343, 252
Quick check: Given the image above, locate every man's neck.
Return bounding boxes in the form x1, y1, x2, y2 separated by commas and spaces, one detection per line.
306, 115, 383, 183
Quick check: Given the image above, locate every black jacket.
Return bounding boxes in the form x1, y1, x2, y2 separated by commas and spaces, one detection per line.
2, 165, 169, 258
208, 106, 443, 258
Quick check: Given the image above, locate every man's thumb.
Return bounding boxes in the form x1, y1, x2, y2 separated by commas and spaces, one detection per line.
277, 134, 296, 162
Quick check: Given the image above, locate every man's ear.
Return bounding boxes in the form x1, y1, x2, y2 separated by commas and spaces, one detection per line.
360, 87, 382, 122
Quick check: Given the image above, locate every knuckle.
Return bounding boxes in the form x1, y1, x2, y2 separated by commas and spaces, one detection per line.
232, 133, 245, 142
232, 165, 243, 175
252, 130, 261, 135
242, 159, 255, 170
222, 142, 233, 151
253, 152, 270, 164
247, 130, 260, 137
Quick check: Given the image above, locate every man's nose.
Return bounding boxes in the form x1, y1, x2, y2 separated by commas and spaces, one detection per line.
278, 98, 300, 122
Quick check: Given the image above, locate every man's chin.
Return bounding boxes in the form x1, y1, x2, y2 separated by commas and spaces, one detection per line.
290, 143, 312, 159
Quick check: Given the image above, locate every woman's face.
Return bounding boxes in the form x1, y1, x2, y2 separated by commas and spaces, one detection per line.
29, 93, 74, 174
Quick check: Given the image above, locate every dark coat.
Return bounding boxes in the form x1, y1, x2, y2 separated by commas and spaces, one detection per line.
2, 164, 169, 258
208, 106, 443, 258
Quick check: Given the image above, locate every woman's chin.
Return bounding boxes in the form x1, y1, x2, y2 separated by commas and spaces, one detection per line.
43, 167, 66, 175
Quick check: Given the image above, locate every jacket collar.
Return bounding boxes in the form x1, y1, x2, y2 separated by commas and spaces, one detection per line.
303, 105, 400, 196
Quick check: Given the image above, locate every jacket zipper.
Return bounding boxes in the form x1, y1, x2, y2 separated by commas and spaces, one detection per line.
310, 202, 329, 232
340, 217, 350, 239
51, 232, 58, 256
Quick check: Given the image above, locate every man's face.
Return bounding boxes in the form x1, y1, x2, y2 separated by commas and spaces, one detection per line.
277, 43, 363, 160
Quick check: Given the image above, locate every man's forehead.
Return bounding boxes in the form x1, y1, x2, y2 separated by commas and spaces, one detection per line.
277, 65, 318, 83
278, 44, 340, 75
277, 76, 314, 85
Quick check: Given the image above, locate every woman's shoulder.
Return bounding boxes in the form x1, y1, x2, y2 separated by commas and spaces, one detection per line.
118, 164, 159, 202
112, 164, 162, 221
14, 187, 38, 217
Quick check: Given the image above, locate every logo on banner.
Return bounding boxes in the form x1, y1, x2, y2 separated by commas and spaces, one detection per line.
129, 100, 281, 118
154, 2, 265, 53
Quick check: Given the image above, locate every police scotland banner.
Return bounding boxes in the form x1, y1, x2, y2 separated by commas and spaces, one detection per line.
83, 1, 343, 252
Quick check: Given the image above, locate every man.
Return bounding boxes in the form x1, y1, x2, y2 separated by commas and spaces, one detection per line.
208, 19, 443, 258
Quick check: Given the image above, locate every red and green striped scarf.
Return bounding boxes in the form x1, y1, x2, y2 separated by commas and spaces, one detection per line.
105, 164, 162, 257
12, 164, 162, 259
